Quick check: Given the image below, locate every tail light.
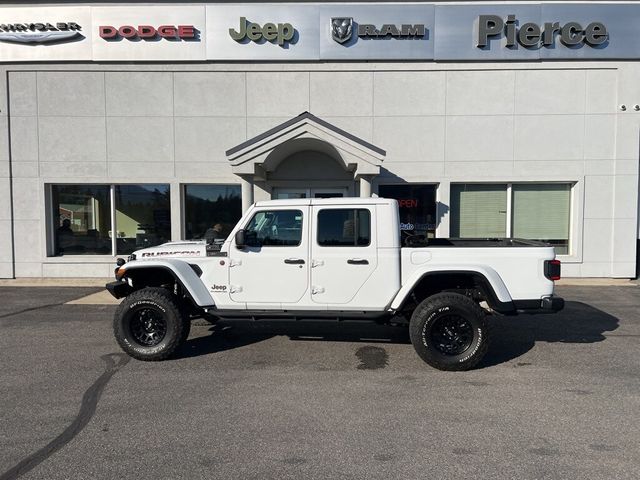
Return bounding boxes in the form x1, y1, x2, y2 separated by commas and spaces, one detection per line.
544, 259, 561, 281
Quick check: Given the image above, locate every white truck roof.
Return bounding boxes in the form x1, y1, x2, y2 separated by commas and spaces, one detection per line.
254, 197, 398, 207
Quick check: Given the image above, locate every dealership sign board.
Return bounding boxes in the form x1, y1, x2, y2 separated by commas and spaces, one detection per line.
1, 3, 640, 62
0, 7, 91, 61
206, 5, 319, 60
319, 5, 434, 60
91, 6, 204, 61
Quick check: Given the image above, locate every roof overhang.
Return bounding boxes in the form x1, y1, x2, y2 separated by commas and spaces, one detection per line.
225, 112, 385, 178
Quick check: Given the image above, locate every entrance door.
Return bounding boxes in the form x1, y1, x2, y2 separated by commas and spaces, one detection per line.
272, 187, 347, 199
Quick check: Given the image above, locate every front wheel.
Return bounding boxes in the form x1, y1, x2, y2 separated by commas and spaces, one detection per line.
113, 287, 187, 361
409, 293, 490, 371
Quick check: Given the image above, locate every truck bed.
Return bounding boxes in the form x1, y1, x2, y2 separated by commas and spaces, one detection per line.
420, 238, 549, 248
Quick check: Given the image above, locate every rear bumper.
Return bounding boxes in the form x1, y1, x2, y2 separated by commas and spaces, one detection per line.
106, 280, 132, 299
513, 295, 565, 314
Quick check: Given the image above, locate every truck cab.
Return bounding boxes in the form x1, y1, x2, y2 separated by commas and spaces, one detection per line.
203, 197, 401, 312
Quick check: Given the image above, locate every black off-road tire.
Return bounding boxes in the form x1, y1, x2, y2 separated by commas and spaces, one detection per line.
113, 287, 187, 361
409, 293, 490, 371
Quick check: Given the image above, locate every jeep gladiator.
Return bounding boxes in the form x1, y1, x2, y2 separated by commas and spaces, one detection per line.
107, 197, 564, 371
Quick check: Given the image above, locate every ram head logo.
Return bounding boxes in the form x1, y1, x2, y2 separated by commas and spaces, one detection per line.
331, 17, 353, 44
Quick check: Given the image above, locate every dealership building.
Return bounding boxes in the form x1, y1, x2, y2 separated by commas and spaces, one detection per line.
0, 1, 638, 278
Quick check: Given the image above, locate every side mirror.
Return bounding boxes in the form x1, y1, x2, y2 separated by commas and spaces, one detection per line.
235, 229, 246, 249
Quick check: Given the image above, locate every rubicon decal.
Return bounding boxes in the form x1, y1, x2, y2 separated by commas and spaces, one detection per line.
99, 25, 197, 41
140, 250, 201, 257
0, 22, 82, 44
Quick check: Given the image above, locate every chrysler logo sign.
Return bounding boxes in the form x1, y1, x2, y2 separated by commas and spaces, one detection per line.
0, 22, 82, 44
330, 18, 426, 44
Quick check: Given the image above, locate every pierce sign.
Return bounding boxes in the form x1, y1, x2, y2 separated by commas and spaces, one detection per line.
477, 15, 608, 48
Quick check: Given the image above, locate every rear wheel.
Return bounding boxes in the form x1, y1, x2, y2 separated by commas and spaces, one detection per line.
409, 293, 489, 371
113, 287, 186, 361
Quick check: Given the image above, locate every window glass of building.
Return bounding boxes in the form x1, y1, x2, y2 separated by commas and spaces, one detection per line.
51, 185, 112, 255
115, 185, 171, 254
317, 209, 371, 246
378, 184, 437, 239
512, 184, 571, 254
184, 185, 241, 242
244, 210, 303, 247
450, 184, 508, 237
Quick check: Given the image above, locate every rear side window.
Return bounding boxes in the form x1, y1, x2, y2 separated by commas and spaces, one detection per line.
317, 209, 371, 247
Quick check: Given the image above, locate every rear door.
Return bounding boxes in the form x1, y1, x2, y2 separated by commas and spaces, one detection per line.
310, 206, 377, 305
228, 207, 309, 308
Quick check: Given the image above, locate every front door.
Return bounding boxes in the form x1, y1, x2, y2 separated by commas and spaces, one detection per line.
272, 187, 347, 199
228, 207, 309, 308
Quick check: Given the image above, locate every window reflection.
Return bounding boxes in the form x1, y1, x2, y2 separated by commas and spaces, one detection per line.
52, 185, 112, 255
184, 184, 242, 242
115, 185, 171, 254
379, 184, 437, 239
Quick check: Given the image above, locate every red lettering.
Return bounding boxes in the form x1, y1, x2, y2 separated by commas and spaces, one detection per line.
99, 25, 117, 39
137, 25, 157, 38
118, 25, 136, 38
178, 25, 195, 38
99, 24, 195, 41
398, 199, 418, 208
157, 25, 177, 38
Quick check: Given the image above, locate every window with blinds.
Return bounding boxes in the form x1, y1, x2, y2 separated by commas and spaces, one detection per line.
450, 184, 508, 237
449, 182, 572, 255
512, 184, 571, 254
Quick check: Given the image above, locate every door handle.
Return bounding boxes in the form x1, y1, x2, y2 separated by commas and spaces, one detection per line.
284, 258, 305, 265
347, 259, 369, 265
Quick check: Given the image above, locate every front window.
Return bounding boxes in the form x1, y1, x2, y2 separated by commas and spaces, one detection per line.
450, 183, 572, 255
183, 184, 241, 242
115, 185, 171, 255
512, 184, 571, 255
244, 210, 303, 247
49, 183, 172, 256
450, 184, 508, 238
51, 185, 112, 255
378, 184, 437, 239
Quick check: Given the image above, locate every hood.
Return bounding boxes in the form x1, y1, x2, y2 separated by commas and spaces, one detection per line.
133, 240, 207, 260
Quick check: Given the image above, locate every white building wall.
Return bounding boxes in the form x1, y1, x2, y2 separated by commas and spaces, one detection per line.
1, 61, 638, 277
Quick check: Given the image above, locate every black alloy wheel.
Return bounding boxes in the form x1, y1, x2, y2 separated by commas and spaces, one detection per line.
429, 314, 474, 356
129, 307, 168, 347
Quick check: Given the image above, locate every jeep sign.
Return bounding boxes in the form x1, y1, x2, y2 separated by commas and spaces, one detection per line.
229, 17, 295, 46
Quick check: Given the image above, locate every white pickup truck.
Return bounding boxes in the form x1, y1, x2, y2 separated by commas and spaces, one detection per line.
106, 197, 564, 371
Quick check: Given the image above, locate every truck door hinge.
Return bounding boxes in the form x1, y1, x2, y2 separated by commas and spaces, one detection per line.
229, 259, 242, 267
230, 285, 242, 293
311, 286, 325, 295
311, 259, 324, 268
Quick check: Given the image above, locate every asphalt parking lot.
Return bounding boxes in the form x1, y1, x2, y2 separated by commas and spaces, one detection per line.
0, 285, 639, 480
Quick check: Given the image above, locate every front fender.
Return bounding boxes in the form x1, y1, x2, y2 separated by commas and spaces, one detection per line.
389, 265, 513, 310
121, 259, 215, 307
